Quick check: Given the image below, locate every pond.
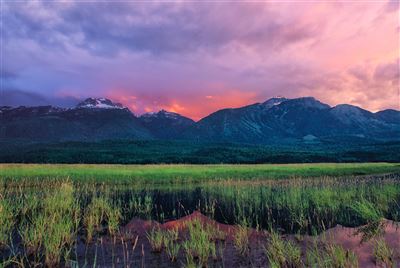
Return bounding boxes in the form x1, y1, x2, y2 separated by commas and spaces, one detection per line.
98, 174, 400, 234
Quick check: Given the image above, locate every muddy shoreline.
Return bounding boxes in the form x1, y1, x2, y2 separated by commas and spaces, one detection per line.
74, 211, 400, 267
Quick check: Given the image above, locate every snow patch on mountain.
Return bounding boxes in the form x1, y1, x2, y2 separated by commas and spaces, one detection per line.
141, 109, 180, 120
76, 98, 125, 109
262, 97, 289, 109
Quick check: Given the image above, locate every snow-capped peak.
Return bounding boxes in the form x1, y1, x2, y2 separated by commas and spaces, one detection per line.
262, 97, 289, 109
159, 109, 180, 119
141, 109, 180, 119
76, 98, 125, 109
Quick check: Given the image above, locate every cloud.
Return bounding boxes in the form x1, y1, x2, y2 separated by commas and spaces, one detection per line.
297, 58, 400, 112
0, 69, 18, 80
4, 2, 317, 57
385, 0, 400, 13
0, 89, 48, 107
0, 89, 80, 108
374, 59, 400, 84
2, 1, 399, 119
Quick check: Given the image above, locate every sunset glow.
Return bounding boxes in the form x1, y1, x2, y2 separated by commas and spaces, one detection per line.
2, 1, 399, 120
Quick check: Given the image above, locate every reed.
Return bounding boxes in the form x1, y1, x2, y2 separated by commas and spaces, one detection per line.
265, 230, 302, 267
306, 240, 358, 268
373, 238, 394, 267
146, 227, 165, 253
0, 199, 14, 247
84, 196, 121, 242
165, 238, 180, 262
233, 224, 250, 256
183, 218, 216, 267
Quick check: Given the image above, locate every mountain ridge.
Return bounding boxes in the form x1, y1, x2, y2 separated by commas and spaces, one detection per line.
76, 98, 125, 109
1, 97, 398, 143
2, 96, 398, 121
139, 110, 195, 139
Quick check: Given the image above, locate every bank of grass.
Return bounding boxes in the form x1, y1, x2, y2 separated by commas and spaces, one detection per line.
0, 163, 399, 185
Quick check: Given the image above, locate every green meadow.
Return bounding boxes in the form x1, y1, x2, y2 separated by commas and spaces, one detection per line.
1, 162, 399, 184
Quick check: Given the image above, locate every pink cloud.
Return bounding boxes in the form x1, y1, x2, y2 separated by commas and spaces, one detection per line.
3, 1, 399, 118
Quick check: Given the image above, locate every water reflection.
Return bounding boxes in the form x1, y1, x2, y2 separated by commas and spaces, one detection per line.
96, 175, 400, 234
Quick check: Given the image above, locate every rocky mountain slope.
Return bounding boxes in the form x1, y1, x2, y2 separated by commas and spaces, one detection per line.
1, 97, 398, 143
0, 98, 152, 141
139, 110, 195, 139
182, 97, 399, 143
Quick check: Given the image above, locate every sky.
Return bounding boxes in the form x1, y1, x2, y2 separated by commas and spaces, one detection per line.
1, 1, 399, 120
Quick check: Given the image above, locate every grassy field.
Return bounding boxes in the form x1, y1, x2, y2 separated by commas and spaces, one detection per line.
0, 162, 399, 184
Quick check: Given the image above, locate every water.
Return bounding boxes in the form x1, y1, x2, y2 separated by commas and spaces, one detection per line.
88, 175, 400, 234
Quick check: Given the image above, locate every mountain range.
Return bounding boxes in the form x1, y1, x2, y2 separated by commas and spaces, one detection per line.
1, 97, 399, 144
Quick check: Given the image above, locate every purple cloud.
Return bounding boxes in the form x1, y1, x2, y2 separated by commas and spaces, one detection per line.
2, 1, 399, 119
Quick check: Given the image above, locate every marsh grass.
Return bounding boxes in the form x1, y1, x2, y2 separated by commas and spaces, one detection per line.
130, 195, 153, 219
0, 199, 14, 247
233, 223, 250, 257
20, 213, 46, 255
265, 230, 302, 267
351, 200, 387, 243
205, 224, 226, 242
146, 227, 165, 253
84, 196, 121, 242
165, 238, 180, 262
43, 219, 75, 266
325, 244, 358, 268
182, 218, 217, 267
107, 208, 121, 236
166, 228, 179, 241
373, 238, 394, 267
306, 240, 358, 268
351, 200, 382, 222
17, 182, 80, 266
43, 183, 79, 266
84, 197, 108, 242
182, 247, 196, 268
0, 164, 399, 267
164, 227, 181, 261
